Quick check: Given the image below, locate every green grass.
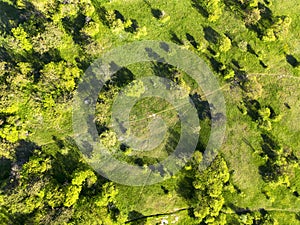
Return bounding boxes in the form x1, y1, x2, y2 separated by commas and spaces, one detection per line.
15, 0, 300, 222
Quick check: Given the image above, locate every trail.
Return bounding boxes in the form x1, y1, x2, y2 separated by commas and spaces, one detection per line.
248, 72, 300, 81
124, 206, 300, 223
33, 71, 300, 147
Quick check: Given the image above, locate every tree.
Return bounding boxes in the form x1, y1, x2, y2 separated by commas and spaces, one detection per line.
262, 16, 292, 41
206, 0, 224, 22
11, 26, 33, 52
64, 169, 97, 207
192, 156, 230, 223
124, 80, 145, 98
218, 35, 232, 53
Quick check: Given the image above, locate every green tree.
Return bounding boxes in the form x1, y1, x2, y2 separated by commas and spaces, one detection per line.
11, 26, 33, 52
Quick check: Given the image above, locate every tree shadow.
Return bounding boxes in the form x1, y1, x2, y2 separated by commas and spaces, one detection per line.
49, 136, 87, 184
227, 203, 251, 215
0, 47, 13, 63
91, 0, 108, 25
145, 47, 165, 62
246, 3, 274, 39
186, 33, 198, 48
247, 44, 259, 57
0, 140, 41, 190
170, 31, 184, 45
241, 98, 261, 121
209, 56, 223, 73
61, 12, 88, 44
191, 0, 208, 18
15, 140, 40, 166
176, 172, 196, 201
286, 54, 299, 67
258, 161, 279, 182
151, 8, 163, 19
159, 42, 170, 52
0, 157, 12, 188
259, 60, 268, 68
0, 1, 24, 34
203, 26, 220, 44
190, 93, 211, 120
127, 210, 147, 224
151, 62, 175, 80
111, 66, 135, 88
125, 19, 139, 33
258, 3, 273, 22
114, 10, 125, 22
258, 133, 286, 182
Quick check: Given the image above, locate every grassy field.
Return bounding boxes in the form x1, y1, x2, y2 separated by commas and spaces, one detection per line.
5, 0, 298, 223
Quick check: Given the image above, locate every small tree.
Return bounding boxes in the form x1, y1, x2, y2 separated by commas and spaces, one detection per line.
218, 35, 232, 53
124, 80, 145, 98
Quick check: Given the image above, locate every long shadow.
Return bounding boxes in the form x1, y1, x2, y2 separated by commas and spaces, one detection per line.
258, 132, 299, 182
151, 62, 175, 80
241, 98, 261, 121
15, 140, 40, 166
191, 0, 208, 18
151, 8, 163, 19
0, 140, 41, 190
209, 56, 223, 73
246, 3, 274, 39
127, 211, 147, 225
186, 33, 198, 48
176, 171, 196, 201
203, 26, 220, 44
247, 44, 259, 57
125, 19, 139, 33
111, 66, 135, 88
62, 12, 88, 44
170, 31, 184, 45
114, 10, 125, 22
190, 93, 211, 120
0, 1, 24, 34
286, 54, 299, 67
48, 136, 88, 184
91, 0, 111, 27
142, 0, 164, 20
0, 157, 12, 188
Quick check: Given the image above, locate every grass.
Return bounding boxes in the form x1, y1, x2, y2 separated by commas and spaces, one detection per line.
18, 0, 300, 222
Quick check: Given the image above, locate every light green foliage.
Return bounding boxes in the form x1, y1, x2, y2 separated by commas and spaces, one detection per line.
192, 157, 230, 223
64, 169, 97, 207
134, 26, 148, 39
32, 24, 64, 54
45, 186, 65, 208
64, 185, 82, 207
206, 0, 224, 22
272, 16, 292, 40
71, 169, 97, 187
224, 69, 235, 80
245, 8, 261, 25
21, 157, 51, 179
248, 0, 259, 8
218, 35, 232, 53
238, 212, 279, 225
95, 182, 119, 207
11, 26, 33, 51
263, 16, 292, 41
100, 130, 118, 150
124, 80, 145, 98
41, 61, 81, 94
0, 125, 19, 143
